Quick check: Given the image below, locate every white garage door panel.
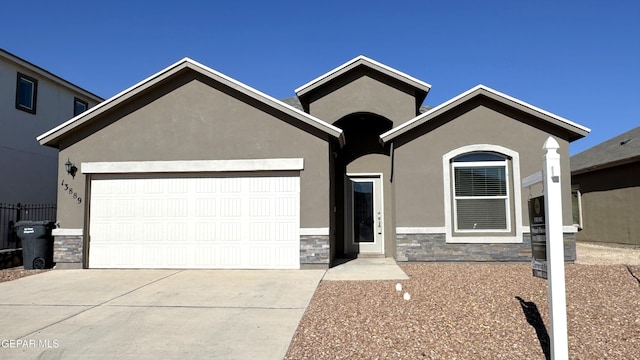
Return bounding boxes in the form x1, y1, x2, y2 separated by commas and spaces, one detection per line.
89, 174, 300, 269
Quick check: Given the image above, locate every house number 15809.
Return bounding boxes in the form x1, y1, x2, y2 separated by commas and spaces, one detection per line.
61, 179, 82, 204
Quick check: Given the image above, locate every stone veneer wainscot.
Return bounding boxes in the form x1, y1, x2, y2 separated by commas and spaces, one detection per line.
397, 233, 576, 262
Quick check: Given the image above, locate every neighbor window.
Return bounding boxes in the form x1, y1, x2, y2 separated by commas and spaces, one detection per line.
452, 152, 510, 232
571, 185, 583, 229
74, 98, 88, 116
16, 72, 38, 114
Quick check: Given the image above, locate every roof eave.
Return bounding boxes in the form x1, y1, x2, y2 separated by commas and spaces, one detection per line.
38, 58, 344, 147
571, 155, 640, 175
1, 48, 103, 102
380, 85, 591, 144
37, 59, 192, 147
295, 55, 432, 98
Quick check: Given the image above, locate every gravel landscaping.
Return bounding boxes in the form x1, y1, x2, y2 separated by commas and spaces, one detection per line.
286, 245, 640, 359
1, 243, 638, 359
0, 268, 48, 283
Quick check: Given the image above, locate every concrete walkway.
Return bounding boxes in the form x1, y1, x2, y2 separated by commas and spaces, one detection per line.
324, 257, 409, 281
0, 269, 324, 360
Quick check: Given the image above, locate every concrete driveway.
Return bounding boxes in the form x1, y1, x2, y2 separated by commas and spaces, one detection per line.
0, 269, 325, 359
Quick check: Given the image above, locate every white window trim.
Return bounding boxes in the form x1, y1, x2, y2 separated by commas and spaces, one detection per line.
452, 159, 511, 233
572, 188, 583, 230
443, 144, 523, 243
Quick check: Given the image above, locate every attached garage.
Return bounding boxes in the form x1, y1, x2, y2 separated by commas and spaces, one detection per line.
84, 159, 303, 269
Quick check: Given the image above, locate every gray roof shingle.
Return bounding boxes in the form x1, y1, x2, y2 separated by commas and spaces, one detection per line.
571, 126, 640, 174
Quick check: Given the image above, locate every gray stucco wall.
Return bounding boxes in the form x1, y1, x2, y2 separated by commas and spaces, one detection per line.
55, 73, 331, 230
573, 162, 640, 245
307, 74, 417, 126
0, 59, 100, 204
393, 102, 575, 230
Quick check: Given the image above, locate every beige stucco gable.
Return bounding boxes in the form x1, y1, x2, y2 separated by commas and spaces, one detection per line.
38, 58, 344, 148
295, 56, 431, 127
381, 85, 590, 145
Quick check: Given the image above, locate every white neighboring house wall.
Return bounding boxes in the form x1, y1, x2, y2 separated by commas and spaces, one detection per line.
0, 49, 102, 204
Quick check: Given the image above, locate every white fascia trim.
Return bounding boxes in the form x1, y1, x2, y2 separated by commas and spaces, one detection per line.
480, 85, 591, 134
37, 59, 190, 144
443, 144, 523, 244
38, 58, 344, 145
295, 55, 431, 96
52, 228, 83, 236
380, 85, 481, 142
82, 158, 304, 174
396, 227, 446, 234
380, 84, 591, 143
522, 225, 578, 233
299, 227, 330, 236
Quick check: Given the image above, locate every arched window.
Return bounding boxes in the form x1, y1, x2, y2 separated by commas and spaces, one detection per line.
442, 144, 523, 243
452, 152, 509, 231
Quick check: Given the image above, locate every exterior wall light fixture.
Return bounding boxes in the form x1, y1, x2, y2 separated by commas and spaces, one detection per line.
65, 158, 78, 178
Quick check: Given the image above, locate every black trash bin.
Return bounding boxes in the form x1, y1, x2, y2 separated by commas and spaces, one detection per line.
15, 221, 55, 270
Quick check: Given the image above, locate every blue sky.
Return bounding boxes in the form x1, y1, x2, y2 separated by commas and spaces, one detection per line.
2, 0, 638, 154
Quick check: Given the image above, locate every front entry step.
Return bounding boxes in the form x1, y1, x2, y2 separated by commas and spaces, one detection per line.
325, 257, 409, 281
355, 253, 385, 258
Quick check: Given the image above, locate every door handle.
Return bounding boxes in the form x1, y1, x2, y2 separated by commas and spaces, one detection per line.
377, 211, 382, 234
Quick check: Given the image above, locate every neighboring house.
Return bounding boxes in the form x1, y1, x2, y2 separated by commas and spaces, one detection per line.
37, 56, 590, 269
571, 126, 640, 246
0, 49, 103, 204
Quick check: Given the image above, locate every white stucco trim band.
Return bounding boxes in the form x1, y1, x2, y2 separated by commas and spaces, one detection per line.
396, 227, 446, 234
299, 228, 330, 236
81, 158, 304, 174
397, 226, 577, 236
446, 237, 523, 244
522, 225, 578, 234
52, 228, 83, 236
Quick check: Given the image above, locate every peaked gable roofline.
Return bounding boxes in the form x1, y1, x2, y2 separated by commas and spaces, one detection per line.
380, 84, 591, 143
1, 48, 103, 102
37, 58, 344, 147
294, 55, 432, 98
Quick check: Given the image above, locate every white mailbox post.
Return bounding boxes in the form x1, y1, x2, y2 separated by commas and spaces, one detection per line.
522, 136, 569, 360
542, 136, 569, 360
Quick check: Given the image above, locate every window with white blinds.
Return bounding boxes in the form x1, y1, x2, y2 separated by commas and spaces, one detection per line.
452, 152, 510, 232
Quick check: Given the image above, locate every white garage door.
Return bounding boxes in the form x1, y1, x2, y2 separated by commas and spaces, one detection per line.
88, 173, 300, 269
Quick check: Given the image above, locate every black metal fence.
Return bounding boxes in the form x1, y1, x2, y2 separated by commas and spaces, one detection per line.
0, 203, 56, 250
